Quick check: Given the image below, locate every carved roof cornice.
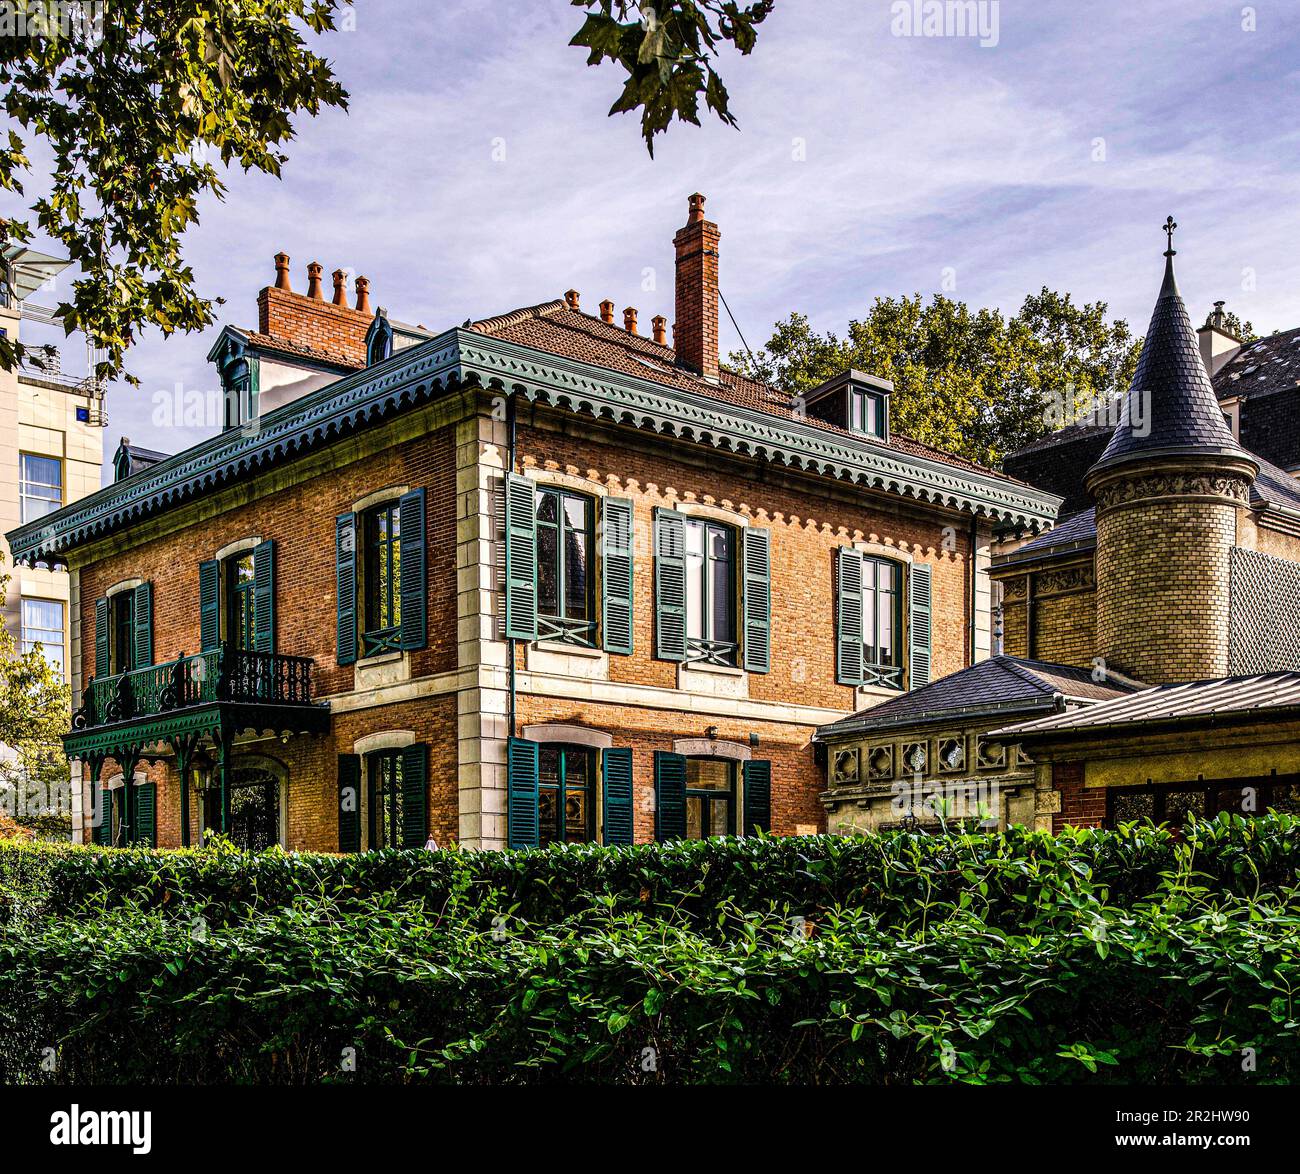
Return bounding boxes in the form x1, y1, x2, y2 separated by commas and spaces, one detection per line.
8, 330, 1059, 565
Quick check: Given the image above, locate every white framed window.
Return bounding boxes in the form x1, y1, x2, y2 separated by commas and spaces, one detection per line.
21, 598, 64, 677
19, 453, 62, 522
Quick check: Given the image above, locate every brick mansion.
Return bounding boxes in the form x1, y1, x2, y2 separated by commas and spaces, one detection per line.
7, 198, 1299, 850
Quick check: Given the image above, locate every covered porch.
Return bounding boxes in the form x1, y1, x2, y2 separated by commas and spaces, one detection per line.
66, 645, 330, 847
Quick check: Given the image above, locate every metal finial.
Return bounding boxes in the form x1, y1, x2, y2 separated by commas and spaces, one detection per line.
1163, 215, 1177, 257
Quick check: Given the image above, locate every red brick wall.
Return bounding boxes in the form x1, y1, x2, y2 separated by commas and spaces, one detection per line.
517, 695, 823, 839
257, 286, 371, 363
513, 420, 976, 712
78, 424, 458, 700
96, 694, 458, 852
1052, 761, 1105, 831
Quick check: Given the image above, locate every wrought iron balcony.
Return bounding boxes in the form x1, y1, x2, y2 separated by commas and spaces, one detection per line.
72, 646, 318, 732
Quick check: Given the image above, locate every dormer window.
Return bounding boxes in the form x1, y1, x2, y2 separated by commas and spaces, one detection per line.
850, 386, 887, 438
803, 369, 892, 441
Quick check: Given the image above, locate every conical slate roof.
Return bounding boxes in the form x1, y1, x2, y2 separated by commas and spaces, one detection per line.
1090, 234, 1253, 477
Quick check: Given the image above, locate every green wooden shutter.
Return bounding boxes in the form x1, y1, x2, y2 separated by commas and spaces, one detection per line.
133, 582, 153, 668
601, 497, 635, 655
398, 488, 427, 651
654, 509, 687, 661
507, 737, 540, 849
134, 780, 157, 848
602, 747, 635, 845
743, 759, 772, 836
337, 754, 361, 852
742, 527, 771, 673
253, 539, 275, 654
400, 742, 428, 848
199, 560, 221, 651
91, 778, 112, 846
836, 547, 865, 686
94, 597, 109, 677
504, 474, 538, 641
335, 513, 358, 666
654, 751, 687, 841
908, 562, 933, 689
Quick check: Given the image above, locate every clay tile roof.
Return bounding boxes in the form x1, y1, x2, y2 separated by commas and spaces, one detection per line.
242, 330, 365, 371
469, 299, 1011, 480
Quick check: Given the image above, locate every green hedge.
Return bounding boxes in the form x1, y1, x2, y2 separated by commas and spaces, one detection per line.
5, 813, 1300, 934
3, 817, 1299, 1084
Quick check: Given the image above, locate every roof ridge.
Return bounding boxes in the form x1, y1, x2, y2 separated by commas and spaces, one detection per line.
469, 299, 567, 335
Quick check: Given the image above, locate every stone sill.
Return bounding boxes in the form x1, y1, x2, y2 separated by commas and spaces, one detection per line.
535, 638, 604, 659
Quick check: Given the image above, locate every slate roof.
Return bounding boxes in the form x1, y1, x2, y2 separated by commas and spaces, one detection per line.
1001, 506, 1098, 562
998, 447, 1300, 565
814, 654, 1141, 739
1213, 325, 1300, 402
992, 672, 1300, 740
470, 299, 1011, 480
1091, 251, 1252, 475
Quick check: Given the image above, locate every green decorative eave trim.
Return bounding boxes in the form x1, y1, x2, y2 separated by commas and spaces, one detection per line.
9, 333, 466, 564
8, 327, 1059, 565
64, 701, 331, 759
455, 332, 1061, 529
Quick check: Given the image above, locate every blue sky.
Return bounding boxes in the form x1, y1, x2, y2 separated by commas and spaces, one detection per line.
15, 0, 1300, 471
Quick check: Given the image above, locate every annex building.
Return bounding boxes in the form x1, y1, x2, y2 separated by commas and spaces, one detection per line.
817, 225, 1300, 834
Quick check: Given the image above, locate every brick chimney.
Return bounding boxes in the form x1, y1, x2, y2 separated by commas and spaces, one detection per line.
256, 254, 376, 365
673, 192, 720, 380
1196, 300, 1244, 377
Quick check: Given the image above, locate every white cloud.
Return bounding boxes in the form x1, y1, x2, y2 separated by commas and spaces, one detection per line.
7, 0, 1295, 468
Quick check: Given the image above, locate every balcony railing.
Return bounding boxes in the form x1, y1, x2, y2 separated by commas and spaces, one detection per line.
72, 646, 317, 730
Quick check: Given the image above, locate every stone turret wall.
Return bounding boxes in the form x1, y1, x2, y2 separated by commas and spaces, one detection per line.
1092, 466, 1251, 683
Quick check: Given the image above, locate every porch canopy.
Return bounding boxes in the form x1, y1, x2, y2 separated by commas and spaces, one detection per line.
67, 645, 329, 846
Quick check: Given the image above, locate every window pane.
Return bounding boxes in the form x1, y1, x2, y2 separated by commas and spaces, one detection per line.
564, 748, 590, 787
1164, 790, 1205, 824
563, 496, 587, 532
685, 522, 705, 639
564, 790, 588, 843
710, 552, 733, 642
686, 795, 704, 840
21, 599, 64, 676
537, 523, 559, 615
1112, 791, 1154, 822
565, 527, 588, 619
877, 591, 893, 663
687, 759, 731, 791
537, 492, 559, 524
538, 788, 559, 846
19, 453, 62, 523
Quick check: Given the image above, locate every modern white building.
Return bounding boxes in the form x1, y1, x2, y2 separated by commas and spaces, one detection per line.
0, 244, 105, 826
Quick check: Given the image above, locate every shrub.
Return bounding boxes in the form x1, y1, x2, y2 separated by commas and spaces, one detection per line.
3, 816, 1299, 1085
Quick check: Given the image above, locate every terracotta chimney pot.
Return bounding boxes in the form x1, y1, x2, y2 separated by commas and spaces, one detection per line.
355, 276, 371, 316
652, 315, 667, 345
624, 307, 638, 335
331, 269, 349, 308
599, 299, 615, 325
306, 261, 324, 300
565, 289, 580, 311
274, 252, 291, 291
